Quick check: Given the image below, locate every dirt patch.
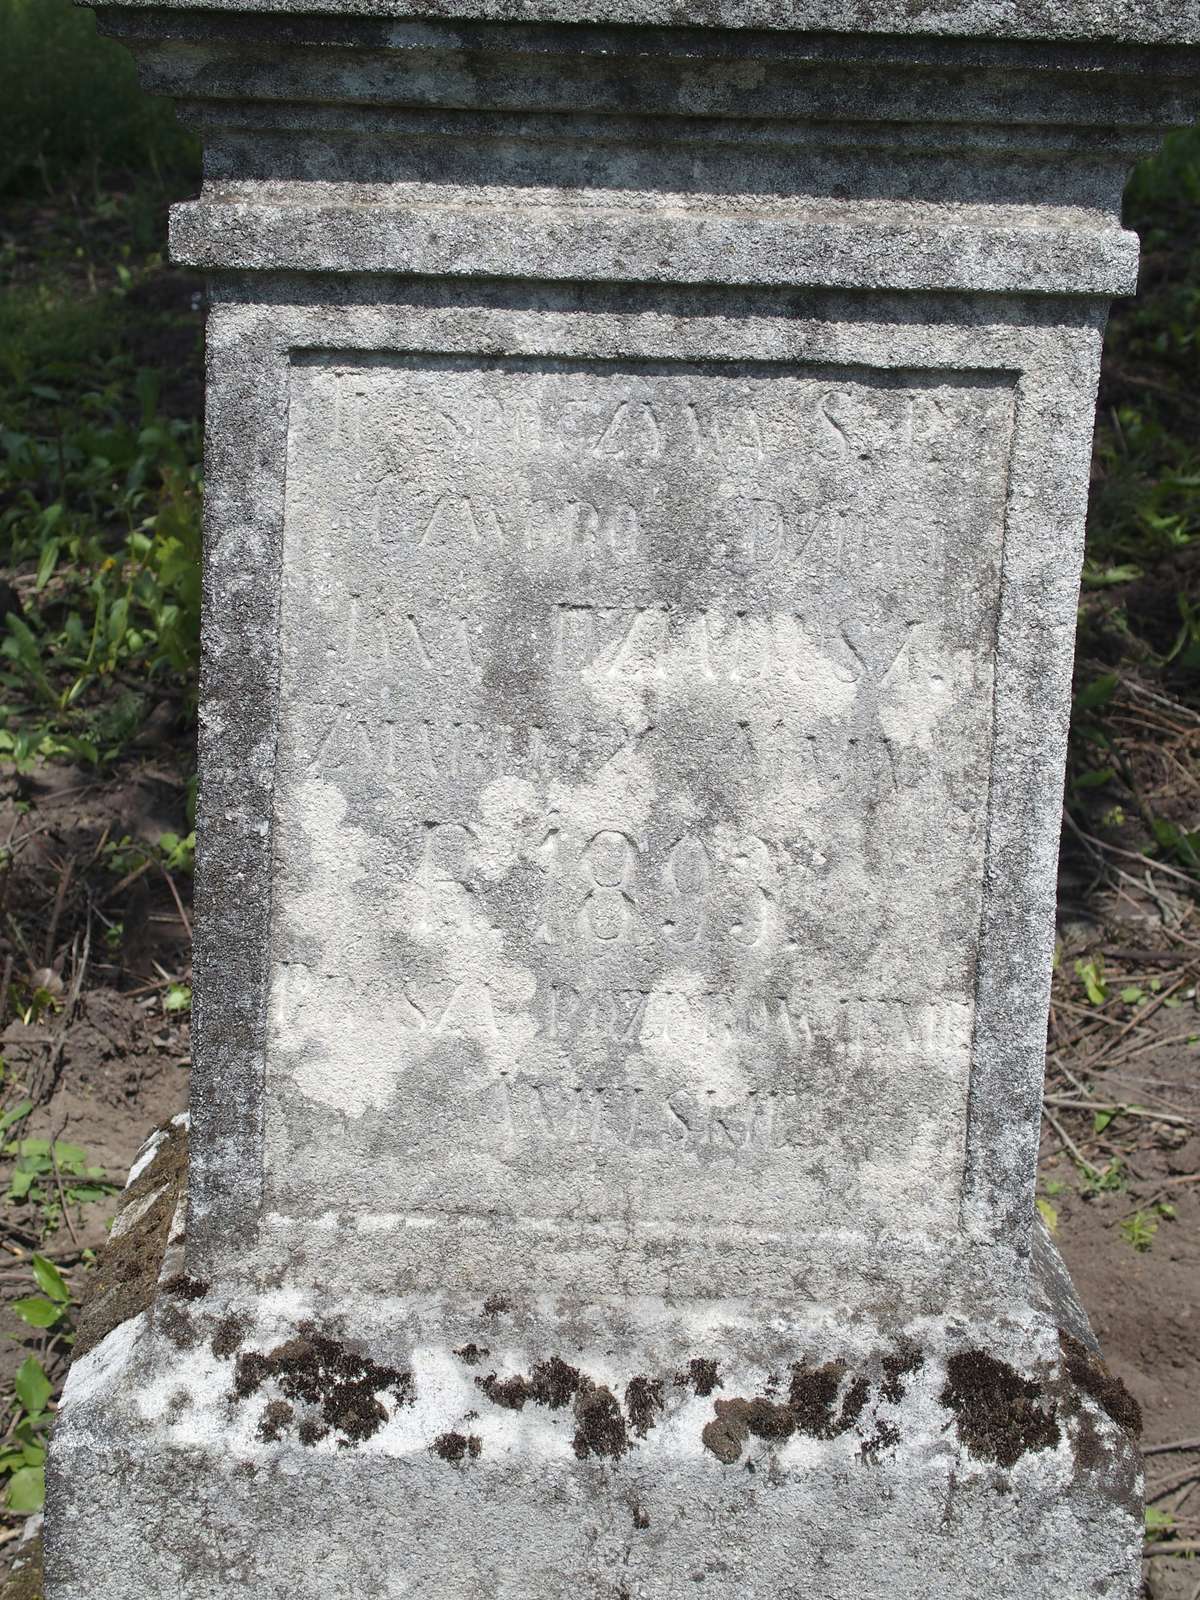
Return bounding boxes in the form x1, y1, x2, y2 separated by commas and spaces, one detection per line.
703, 1398, 793, 1463
940, 1351, 1061, 1468
233, 1324, 415, 1448
0, 1532, 42, 1600
454, 1342, 488, 1366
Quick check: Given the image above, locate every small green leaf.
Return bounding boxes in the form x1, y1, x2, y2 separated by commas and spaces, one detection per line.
1119, 1211, 1158, 1253
8, 1169, 36, 1200
31, 1253, 70, 1304
1036, 1197, 1058, 1233
1074, 674, 1119, 711
6, 1465, 44, 1513
1074, 767, 1115, 790
0, 1100, 32, 1135
1120, 985, 1144, 1005
13, 1296, 62, 1330
14, 1357, 51, 1415
34, 538, 61, 592
1093, 1108, 1117, 1134
1074, 957, 1108, 1007
1145, 1506, 1175, 1538
163, 983, 191, 1014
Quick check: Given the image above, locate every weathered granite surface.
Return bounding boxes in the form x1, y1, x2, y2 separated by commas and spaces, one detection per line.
85, 0, 1200, 44
47, 1, 1200, 1595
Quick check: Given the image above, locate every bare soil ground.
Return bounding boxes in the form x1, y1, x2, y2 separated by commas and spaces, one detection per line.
1047, 686, 1200, 1594
0, 756, 192, 1457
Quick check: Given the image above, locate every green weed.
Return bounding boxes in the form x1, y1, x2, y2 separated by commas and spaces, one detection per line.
0, 0, 197, 195
1, 1255, 76, 1514
1119, 1210, 1159, 1252
4, 1138, 116, 1232
1080, 1159, 1127, 1198
1145, 1506, 1176, 1541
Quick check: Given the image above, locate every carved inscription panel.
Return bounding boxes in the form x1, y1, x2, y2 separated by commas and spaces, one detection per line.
266, 354, 1014, 1242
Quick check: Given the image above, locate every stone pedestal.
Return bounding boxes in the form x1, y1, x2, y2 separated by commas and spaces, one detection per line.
48, 4, 1200, 1596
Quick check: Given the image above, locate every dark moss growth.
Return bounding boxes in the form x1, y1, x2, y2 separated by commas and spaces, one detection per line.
482, 1294, 510, 1316
156, 1299, 198, 1350
233, 1323, 414, 1447
702, 1361, 867, 1463
298, 1417, 328, 1446
789, 1361, 855, 1439
73, 1118, 189, 1360
880, 1341, 924, 1404
572, 1381, 628, 1460
633, 1506, 651, 1529
476, 1371, 531, 1410
677, 1358, 721, 1397
940, 1350, 1061, 1467
432, 1431, 483, 1462
476, 1355, 582, 1412
1072, 1410, 1107, 1472
530, 1356, 583, 1408
1060, 1332, 1143, 1437
860, 1421, 901, 1464
258, 1400, 294, 1442
165, 1387, 192, 1423
212, 1311, 248, 1360
625, 1376, 663, 1437
837, 1375, 870, 1433
161, 1273, 209, 1301
473, 1356, 657, 1459
454, 1342, 489, 1366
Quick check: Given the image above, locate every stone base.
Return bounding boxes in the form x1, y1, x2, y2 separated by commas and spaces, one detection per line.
46, 1132, 1142, 1600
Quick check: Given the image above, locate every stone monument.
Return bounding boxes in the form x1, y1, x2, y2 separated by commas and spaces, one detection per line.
47, 3, 1200, 1596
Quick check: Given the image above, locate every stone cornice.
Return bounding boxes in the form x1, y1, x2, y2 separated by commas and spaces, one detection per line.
89, 5, 1200, 293
86, 0, 1200, 46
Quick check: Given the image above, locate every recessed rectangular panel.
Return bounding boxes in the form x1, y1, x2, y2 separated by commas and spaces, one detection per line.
267, 354, 1012, 1243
